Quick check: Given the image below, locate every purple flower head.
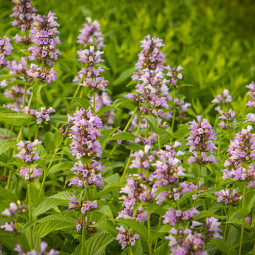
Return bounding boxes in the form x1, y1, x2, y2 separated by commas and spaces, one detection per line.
14, 241, 59, 255
67, 108, 103, 159
1, 221, 17, 232
14, 139, 42, 163
11, 0, 37, 43
246, 81, 255, 108
28, 12, 61, 63
0, 37, 13, 68
215, 106, 236, 129
24, 106, 55, 124
212, 89, 232, 105
163, 208, 199, 225
166, 65, 183, 89
215, 189, 242, 205
187, 115, 217, 165
81, 200, 98, 214
69, 160, 104, 188
130, 145, 155, 170
77, 17, 104, 50
222, 126, 255, 182
2, 201, 28, 217
20, 167, 42, 180
116, 226, 140, 250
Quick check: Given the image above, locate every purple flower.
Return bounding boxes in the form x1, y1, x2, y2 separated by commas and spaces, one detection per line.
67, 108, 103, 159
24, 106, 55, 124
1, 221, 17, 232
186, 115, 217, 165
212, 89, 232, 105
0, 37, 13, 68
163, 208, 199, 225
166, 65, 183, 89
246, 81, 255, 108
14, 139, 42, 163
1, 201, 27, 218
81, 200, 98, 214
222, 125, 255, 185
27, 64, 57, 83
14, 241, 59, 255
77, 17, 104, 50
215, 106, 236, 129
116, 226, 140, 250
20, 167, 42, 180
215, 189, 242, 205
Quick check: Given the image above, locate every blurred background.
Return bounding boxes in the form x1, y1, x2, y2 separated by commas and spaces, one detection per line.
1, 0, 255, 116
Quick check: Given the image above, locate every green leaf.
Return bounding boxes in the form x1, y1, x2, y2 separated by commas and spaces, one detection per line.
117, 218, 148, 241
95, 205, 114, 219
31, 82, 47, 106
96, 106, 117, 117
49, 162, 73, 174
0, 112, 35, 126
0, 186, 19, 202
93, 221, 118, 236
108, 131, 136, 141
113, 68, 135, 86
142, 115, 165, 135
244, 190, 255, 212
0, 140, 16, 155
98, 127, 119, 149
96, 182, 122, 198
84, 232, 114, 255
32, 194, 70, 218
67, 97, 91, 109
36, 214, 75, 238
50, 115, 68, 124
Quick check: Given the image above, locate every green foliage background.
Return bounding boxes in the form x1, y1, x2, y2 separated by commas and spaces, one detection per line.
1, 0, 255, 109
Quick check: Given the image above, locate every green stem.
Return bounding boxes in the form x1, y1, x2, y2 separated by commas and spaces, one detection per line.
93, 92, 96, 113
81, 213, 86, 255
239, 183, 246, 255
110, 107, 138, 156
154, 215, 162, 250
38, 136, 64, 202
128, 246, 134, 255
28, 182, 33, 249
156, 109, 161, 150
197, 164, 201, 189
147, 207, 152, 255
120, 117, 141, 183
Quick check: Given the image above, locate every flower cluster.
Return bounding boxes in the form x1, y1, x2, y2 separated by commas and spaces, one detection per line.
166, 65, 183, 89
20, 166, 42, 180
222, 125, 255, 186
246, 81, 255, 108
0, 37, 13, 68
163, 208, 199, 225
11, 0, 37, 43
77, 17, 104, 50
116, 226, 140, 250
186, 115, 217, 164
212, 89, 236, 129
1, 222, 17, 232
69, 160, 104, 188
24, 106, 55, 124
2, 201, 28, 217
14, 139, 41, 163
67, 196, 98, 215
26, 11, 60, 83
67, 108, 103, 159
14, 242, 59, 255
215, 189, 242, 205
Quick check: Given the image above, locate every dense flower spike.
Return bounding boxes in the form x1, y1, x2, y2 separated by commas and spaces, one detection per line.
14, 139, 42, 163
222, 125, 255, 186
24, 106, 55, 124
81, 200, 98, 214
11, 0, 37, 43
116, 226, 140, 250
0, 37, 13, 68
187, 115, 217, 164
14, 242, 59, 255
77, 17, 104, 50
27, 64, 57, 83
215, 189, 242, 205
67, 108, 103, 159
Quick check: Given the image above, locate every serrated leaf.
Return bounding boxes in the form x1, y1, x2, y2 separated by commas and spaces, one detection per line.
67, 97, 91, 109
49, 162, 73, 174
84, 232, 114, 255
93, 221, 118, 236
98, 127, 119, 149
0, 112, 35, 126
36, 214, 75, 238
0, 140, 16, 155
109, 131, 136, 141
32, 82, 47, 106
95, 205, 114, 219
117, 218, 148, 241
96, 182, 122, 198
